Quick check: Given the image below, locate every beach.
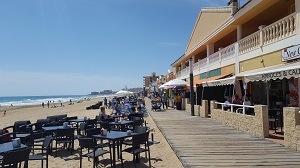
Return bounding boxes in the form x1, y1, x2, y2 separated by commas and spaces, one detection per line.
0, 97, 183, 168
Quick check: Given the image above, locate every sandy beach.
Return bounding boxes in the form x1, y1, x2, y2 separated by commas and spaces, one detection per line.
0, 98, 183, 168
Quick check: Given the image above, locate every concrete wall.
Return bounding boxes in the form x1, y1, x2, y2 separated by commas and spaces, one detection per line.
184, 98, 200, 115
200, 100, 209, 118
210, 100, 269, 138
284, 107, 300, 151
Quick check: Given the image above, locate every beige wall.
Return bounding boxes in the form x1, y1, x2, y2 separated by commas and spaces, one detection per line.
284, 107, 300, 151
221, 64, 235, 75
240, 51, 282, 72
187, 12, 232, 52
210, 100, 269, 138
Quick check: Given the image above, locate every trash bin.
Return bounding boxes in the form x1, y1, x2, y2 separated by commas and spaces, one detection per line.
176, 101, 182, 110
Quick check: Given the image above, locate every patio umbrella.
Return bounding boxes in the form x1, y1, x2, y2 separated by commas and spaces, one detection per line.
115, 90, 133, 97
164, 79, 187, 86
159, 84, 174, 90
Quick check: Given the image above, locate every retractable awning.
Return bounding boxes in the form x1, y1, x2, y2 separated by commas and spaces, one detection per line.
238, 61, 300, 82
202, 76, 238, 87
195, 73, 232, 87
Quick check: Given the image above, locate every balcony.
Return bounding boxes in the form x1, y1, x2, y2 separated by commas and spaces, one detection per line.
175, 12, 298, 79
239, 12, 297, 54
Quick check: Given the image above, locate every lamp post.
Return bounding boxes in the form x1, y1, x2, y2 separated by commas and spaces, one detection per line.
189, 58, 195, 116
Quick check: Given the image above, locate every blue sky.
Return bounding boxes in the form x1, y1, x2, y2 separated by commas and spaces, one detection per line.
0, 0, 248, 96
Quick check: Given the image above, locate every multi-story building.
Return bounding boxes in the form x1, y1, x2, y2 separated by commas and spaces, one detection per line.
172, 0, 299, 104
171, 0, 300, 148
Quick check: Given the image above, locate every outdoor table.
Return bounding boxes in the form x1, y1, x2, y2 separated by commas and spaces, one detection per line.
69, 118, 87, 133
0, 142, 27, 154
42, 126, 75, 153
93, 131, 137, 168
42, 126, 75, 135
15, 133, 31, 143
109, 120, 133, 131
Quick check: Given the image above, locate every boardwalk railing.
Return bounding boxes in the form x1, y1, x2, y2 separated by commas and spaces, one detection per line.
215, 102, 254, 115
210, 100, 269, 138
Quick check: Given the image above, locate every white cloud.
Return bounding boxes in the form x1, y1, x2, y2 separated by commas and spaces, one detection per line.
0, 70, 142, 96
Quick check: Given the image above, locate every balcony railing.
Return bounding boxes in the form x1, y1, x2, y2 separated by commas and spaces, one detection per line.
208, 51, 220, 64
220, 43, 235, 60
238, 31, 260, 54
263, 12, 296, 45
199, 58, 207, 68
239, 12, 296, 54
176, 12, 297, 79
193, 62, 199, 71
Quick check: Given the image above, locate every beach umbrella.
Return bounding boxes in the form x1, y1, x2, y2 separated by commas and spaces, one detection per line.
115, 90, 133, 97
164, 79, 187, 86
159, 83, 174, 89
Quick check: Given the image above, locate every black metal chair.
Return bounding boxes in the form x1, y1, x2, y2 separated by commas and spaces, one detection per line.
1, 147, 31, 168
121, 131, 151, 168
85, 128, 110, 148
123, 126, 148, 146
29, 136, 53, 168
86, 119, 98, 130
54, 128, 75, 156
99, 121, 111, 131
78, 138, 112, 168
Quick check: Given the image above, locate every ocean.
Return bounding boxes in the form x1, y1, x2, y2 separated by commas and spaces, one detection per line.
0, 94, 112, 106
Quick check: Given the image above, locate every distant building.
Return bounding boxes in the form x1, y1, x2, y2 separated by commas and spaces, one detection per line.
100, 90, 113, 94
143, 72, 159, 95
90, 92, 100, 95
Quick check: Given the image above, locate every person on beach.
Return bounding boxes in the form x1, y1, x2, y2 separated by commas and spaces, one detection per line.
3, 110, 6, 116
99, 106, 109, 121
47, 101, 50, 108
104, 97, 108, 108
42, 102, 44, 108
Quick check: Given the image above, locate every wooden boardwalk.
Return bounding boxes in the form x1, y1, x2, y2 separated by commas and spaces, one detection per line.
146, 100, 300, 168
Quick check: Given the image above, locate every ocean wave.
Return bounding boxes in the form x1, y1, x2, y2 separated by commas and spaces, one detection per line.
0, 94, 113, 106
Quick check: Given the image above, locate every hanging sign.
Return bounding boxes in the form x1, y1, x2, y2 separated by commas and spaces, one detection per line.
282, 44, 300, 61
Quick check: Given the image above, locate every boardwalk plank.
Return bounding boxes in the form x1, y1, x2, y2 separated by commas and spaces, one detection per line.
146, 99, 300, 168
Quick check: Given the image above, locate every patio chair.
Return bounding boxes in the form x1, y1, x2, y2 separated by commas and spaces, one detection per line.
75, 123, 86, 139
85, 128, 110, 148
121, 131, 151, 168
54, 128, 75, 156
78, 138, 112, 168
86, 119, 98, 130
3, 121, 32, 145
29, 136, 53, 168
123, 126, 148, 146
99, 121, 111, 131
1, 147, 31, 168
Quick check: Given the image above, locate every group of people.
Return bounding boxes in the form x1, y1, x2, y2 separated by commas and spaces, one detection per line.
224, 94, 253, 114
98, 100, 145, 121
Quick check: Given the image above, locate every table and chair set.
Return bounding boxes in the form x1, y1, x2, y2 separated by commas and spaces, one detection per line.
0, 113, 154, 168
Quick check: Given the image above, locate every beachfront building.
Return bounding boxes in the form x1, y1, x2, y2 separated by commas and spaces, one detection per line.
171, 0, 300, 150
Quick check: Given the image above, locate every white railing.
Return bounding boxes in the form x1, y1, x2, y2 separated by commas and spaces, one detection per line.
238, 30, 260, 54
238, 12, 297, 54
193, 62, 199, 71
181, 67, 189, 77
220, 43, 235, 60
176, 71, 181, 78
199, 58, 207, 68
208, 51, 220, 64
215, 102, 254, 115
262, 12, 296, 45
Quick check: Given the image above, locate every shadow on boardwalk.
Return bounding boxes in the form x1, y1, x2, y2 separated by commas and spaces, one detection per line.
146, 99, 300, 168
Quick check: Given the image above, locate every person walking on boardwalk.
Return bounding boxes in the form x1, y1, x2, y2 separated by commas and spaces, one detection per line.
162, 92, 168, 109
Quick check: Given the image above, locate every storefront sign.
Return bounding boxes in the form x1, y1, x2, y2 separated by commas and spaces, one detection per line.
262, 68, 300, 80
282, 44, 300, 61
